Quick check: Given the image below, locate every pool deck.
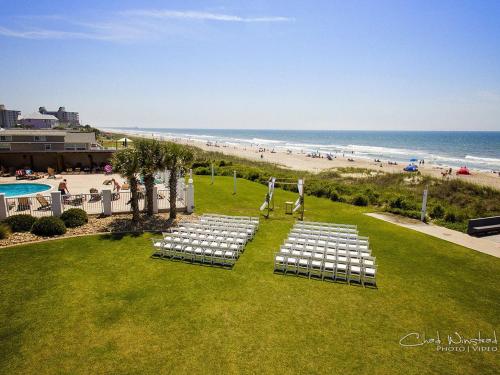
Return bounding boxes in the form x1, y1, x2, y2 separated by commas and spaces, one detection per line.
0, 173, 125, 195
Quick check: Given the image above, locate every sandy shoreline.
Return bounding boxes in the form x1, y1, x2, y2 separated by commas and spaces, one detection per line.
105, 130, 500, 191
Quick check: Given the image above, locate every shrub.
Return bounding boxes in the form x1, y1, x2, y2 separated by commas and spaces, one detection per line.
0, 224, 11, 239
352, 195, 368, 206
430, 205, 445, 219
193, 166, 210, 175
31, 217, 66, 236
444, 210, 458, 223
191, 161, 209, 168
329, 189, 341, 202
389, 196, 416, 210
3, 214, 36, 232
386, 207, 422, 220
60, 208, 88, 228
218, 160, 232, 167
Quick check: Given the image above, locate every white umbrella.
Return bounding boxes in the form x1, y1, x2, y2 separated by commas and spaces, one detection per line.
117, 137, 133, 142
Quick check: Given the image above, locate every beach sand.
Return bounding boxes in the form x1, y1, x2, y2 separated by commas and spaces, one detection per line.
108, 131, 500, 191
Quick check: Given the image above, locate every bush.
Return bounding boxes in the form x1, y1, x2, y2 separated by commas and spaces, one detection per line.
430, 205, 445, 219
191, 161, 209, 168
3, 214, 36, 232
444, 210, 459, 223
193, 166, 210, 175
352, 195, 368, 206
389, 196, 416, 210
31, 217, 66, 236
386, 207, 422, 220
0, 224, 11, 239
329, 189, 341, 202
60, 208, 88, 228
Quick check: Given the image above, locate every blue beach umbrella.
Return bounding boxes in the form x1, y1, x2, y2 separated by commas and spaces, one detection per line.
409, 158, 418, 162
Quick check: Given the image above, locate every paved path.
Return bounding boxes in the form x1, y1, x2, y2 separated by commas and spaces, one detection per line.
365, 213, 500, 258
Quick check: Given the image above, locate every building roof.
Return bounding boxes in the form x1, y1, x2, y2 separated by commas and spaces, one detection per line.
65, 132, 96, 143
1, 129, 95, 143
1, 129, 66, 136
20, 112, 58, 121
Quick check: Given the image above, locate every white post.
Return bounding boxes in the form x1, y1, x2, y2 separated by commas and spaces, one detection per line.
102, 189, 112, 216
186, 178, 194, 213
211, 163, 214, 185
421, 185, 428, 222
189, 168, 193, 179
152, 185, 159, 214
233, 170, 237, 195
50, 191, 63, 217
0, 194, 7, 220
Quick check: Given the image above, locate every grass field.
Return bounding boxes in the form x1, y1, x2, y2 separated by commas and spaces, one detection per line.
1, 176, 499, 374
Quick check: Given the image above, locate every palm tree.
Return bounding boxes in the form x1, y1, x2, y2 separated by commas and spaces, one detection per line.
136, 139, 166, 216
112, 148, 141, 223
164, 143, 194, 220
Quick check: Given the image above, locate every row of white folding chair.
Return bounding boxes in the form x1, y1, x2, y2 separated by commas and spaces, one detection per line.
274, 253, 376, 285
171, 227, 249, 241
287, 235, 369, 248
279, 246, 375, 266
152, 239, 237, 266
292, 226, 358, 235
289, 229, 359, 239
192, 219, 257, 231
168, 230, 247, 245
283, 241, 371, 257
291, 227, 358, 236
295, 221, 357, 230
280, 245, 373, 264
180, 222, 254, 237
199, 218, 258, 231
203, 213, 259, 223
161, 233, 244, 253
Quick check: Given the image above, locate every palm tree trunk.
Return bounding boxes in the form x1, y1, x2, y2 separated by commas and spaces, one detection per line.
129, 176, 140, 223
144, 174, 155, 216
169, 166, 178, 220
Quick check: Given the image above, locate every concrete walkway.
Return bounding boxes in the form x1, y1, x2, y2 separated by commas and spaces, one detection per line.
365, 212, 500, 258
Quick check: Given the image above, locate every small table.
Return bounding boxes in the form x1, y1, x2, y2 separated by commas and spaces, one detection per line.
285, 201, 294, 215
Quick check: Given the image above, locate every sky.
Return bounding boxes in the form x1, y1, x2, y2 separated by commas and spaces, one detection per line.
1, 0, 500, 131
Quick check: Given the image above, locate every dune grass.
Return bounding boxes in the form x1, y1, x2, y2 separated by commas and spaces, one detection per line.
0, 176, 499, 374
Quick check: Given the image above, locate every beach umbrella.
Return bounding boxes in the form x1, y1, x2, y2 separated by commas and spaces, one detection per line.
409, 158, 418, 162
117, 137, 133, 142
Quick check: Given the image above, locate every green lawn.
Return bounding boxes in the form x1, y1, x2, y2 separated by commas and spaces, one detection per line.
1, 176, 499, 374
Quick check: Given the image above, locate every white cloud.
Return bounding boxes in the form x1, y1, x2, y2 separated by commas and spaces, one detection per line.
0, 26, 98, 40
0, 9, 293, 41
121, 9, 293, 23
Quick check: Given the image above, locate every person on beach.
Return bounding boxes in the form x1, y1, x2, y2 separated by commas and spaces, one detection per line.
58, 179, 69, 195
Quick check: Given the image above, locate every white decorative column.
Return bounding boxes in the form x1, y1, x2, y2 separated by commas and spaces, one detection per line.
0, 194, 8, 220
50, 191, 63, 217
152, 185, 159, 214
102, 189, 112, 216
186, 178, 194, 213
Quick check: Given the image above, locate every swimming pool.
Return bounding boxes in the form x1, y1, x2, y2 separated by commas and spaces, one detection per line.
0, 183, 52, 197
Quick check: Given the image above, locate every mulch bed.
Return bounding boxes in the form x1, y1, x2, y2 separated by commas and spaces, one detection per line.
0, 213, 199, 248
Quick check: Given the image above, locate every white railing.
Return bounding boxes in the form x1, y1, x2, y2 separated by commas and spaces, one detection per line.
5, 194, 53, 218
0, 180, 193, 220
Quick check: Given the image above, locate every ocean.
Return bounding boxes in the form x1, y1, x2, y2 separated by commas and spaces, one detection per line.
105, 128, 500, 172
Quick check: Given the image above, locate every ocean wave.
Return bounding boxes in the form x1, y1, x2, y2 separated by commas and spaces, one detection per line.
346, 144, 411, 156
251, 138, 286, 144
465, 155, 500, 163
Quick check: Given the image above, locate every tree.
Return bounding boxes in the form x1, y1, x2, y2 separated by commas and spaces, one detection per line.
136, 139, 166, 216
112, 148, 141, 223
164, 143, 194, 220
